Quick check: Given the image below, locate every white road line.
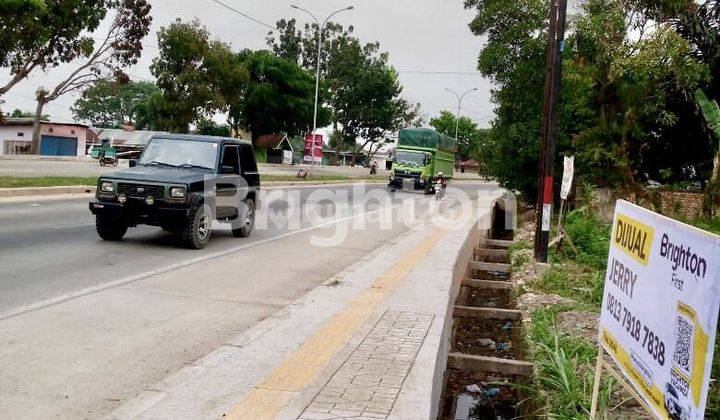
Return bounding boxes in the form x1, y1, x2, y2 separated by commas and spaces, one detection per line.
0, 199, 427, 321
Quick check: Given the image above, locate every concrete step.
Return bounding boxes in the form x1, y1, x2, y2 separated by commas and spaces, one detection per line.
474, 248, 509, 260
453, 306, 522, 321
447, 352, 533, 377
469, 261, 511, 273
483, 239, 515, 248
462, 278, 513, 290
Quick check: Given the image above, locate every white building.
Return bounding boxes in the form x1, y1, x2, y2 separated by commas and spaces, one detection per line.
0, 118, 93, 157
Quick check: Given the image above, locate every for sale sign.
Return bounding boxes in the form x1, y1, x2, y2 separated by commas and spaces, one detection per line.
599, 200, 720, 419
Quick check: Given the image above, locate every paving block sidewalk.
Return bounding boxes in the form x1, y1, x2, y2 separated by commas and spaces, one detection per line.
109, 198, 495, 420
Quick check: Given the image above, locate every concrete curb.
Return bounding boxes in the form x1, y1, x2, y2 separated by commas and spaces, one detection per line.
0, 185, 96, 197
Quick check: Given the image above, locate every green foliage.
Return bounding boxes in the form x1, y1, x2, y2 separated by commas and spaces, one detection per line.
464, 0, 713, 200
267, 19, 421, 159
696, 88, 720, 138
150, 19, 223, 132
709, 338, 720, 417
195, 118, 231, 137
7, 108, 48, 120
526, 308, 614, 418
429, 110, 486, 161
0, 176, 98, 188
239, 50, 324, 141
0, 0, 108, 93
150, 20, 321, 139
559, 210, 612, 270
72, 80, 159, 128
535, 266, 605, 310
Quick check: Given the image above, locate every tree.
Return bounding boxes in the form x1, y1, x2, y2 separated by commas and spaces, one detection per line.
72, 80, 159, 128
429, 111, 484, 160
0, 0, 109, 97
196, 118, 231, 137
150, 19, 220, 133
266, 19, 357, 75
30, 0, 152, 153
6, 109, 49, 120
267, 19, 421, 161
464, 0, 709, 201
238, 50, 326, 142
150, 19, 249, 133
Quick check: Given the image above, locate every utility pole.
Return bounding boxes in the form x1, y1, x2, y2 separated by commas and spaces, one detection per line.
534, 0, 568, 262
291, 5, 354, 166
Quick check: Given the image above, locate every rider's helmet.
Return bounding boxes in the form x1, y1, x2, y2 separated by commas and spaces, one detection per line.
437, 171, 443, 177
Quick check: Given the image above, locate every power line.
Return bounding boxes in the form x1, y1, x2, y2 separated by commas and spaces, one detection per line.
207, 0, 276, 31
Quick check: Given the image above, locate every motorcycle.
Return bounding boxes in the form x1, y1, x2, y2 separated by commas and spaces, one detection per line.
434, 180, 445, 200
99, 154, 118, 166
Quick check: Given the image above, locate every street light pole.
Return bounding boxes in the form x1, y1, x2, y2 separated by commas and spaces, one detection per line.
444, 87, 478, 143
291, 4, 354, 166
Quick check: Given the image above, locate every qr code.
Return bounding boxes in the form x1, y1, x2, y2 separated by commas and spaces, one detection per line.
672, 315, 694, 375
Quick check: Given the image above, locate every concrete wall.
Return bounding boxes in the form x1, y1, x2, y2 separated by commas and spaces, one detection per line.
428, 210, 491, 418
0, 126, 33, 155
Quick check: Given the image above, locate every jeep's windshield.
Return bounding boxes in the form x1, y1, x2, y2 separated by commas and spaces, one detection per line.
395, 151, 426, 168
139, 138, 217, 170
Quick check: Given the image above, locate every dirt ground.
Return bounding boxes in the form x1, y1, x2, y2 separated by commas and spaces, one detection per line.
453, 317, 519, 359
557, 310, 600, 344
466, 287, 512, 309
439, 369, 522, 420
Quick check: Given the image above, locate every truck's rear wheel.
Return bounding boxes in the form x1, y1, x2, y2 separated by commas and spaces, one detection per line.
182, 204, 212, 249
95, 214, 128, 241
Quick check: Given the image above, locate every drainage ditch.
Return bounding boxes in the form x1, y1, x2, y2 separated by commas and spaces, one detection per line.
438, 236, 534, 420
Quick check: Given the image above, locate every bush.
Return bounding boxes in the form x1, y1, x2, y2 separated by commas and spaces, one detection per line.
559, 210, 611, 269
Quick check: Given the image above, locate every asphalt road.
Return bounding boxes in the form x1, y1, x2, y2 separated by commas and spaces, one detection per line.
0, 182, 496, 419
2, 183, 462, 313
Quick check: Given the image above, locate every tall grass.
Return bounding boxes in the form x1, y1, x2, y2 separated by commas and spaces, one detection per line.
556, 209, 611, 270
535, 266, 605, 310
525, 308, 614, 418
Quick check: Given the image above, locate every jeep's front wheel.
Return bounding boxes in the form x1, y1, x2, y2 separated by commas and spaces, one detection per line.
232, 199, 255, 238
95, 214, 128, 241
182, 204, 212, 249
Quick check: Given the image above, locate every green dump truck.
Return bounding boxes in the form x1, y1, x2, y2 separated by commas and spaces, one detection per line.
388, 128, 457, 193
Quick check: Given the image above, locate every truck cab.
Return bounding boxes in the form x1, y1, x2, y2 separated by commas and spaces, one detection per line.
388, 128, 456, 193
89, 134, 260, 249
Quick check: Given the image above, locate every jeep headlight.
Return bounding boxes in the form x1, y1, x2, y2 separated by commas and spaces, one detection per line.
169, 186, 186, 199
100, 181, 114, 193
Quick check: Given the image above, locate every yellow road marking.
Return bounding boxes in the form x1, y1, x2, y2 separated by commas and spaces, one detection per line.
225, 227, 447, 419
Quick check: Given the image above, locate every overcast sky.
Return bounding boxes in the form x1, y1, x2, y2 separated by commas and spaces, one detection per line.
0, 0, 495, 129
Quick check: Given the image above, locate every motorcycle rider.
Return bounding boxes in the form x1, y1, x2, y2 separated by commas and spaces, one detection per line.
436, 171, 447, 189
369, 160, 379, 175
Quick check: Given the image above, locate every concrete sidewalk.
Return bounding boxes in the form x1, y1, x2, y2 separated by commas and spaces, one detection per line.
109, 194, 499, 419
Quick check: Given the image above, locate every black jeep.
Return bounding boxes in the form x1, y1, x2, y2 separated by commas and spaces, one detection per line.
89, 134, 260, 249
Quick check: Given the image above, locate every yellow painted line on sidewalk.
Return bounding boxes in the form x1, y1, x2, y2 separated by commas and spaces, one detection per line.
225, 226, 448, 419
